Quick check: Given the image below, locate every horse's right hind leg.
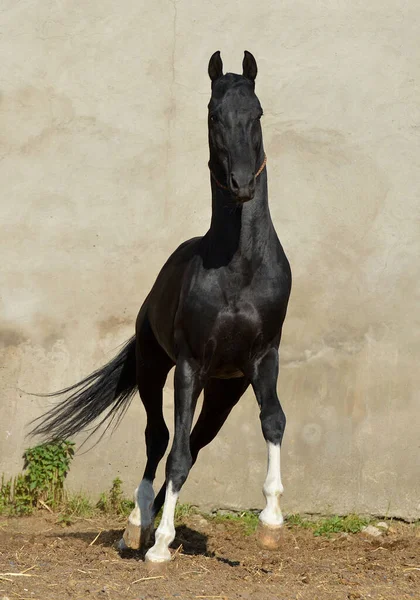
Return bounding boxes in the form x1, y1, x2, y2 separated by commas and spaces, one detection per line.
120, 314, 173, 551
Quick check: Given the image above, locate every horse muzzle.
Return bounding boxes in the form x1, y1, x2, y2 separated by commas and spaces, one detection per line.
229, 171, 256, 202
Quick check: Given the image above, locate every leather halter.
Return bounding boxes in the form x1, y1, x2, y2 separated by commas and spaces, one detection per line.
209, 154, 267, 191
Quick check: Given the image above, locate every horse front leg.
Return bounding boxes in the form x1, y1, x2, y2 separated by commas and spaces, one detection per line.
145, 357, 203, 563
251, 348, 286, 550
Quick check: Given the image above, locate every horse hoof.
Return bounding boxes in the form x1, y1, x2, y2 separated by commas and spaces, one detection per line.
145, 546, 172, 564
122, 521, 141, 550
256, 521, 283, 550
118, 537, 129, 551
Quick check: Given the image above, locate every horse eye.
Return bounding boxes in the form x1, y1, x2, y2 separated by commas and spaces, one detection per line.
209, 114, 217, 123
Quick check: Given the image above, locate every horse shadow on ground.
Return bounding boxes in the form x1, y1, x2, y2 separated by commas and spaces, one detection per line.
54, 524, 212, 561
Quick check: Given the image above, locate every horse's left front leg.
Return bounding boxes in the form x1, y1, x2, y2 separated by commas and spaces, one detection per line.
251, 348, 286, 550
145, 357, 203, 563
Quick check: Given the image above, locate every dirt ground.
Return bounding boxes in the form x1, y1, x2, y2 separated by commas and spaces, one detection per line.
0, 512, 419, 600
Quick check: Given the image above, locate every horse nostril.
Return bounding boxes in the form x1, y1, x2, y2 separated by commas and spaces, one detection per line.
230, 173, 240, 192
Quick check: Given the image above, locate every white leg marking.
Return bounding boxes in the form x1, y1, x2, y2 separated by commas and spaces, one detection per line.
119, 479, 155, 550
128, 486, 141, 526
127, 480, 155, 526
145, 481, 178, 563
259, 442, 284, 527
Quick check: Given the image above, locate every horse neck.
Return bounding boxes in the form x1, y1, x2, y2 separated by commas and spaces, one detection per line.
204, 169, 274, 269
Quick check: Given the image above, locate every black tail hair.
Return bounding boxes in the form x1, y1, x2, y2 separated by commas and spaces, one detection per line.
29, 336, 137, 442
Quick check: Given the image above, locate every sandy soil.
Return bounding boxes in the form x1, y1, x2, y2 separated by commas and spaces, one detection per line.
0, 512, 419, 600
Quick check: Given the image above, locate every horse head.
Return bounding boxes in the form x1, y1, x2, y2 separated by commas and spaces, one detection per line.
208, 51, 265, 203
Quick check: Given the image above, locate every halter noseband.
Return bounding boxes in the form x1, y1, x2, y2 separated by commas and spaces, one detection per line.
209, 154, 267, 191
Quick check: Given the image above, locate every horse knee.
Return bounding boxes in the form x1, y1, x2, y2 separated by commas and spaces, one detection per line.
260, 406, 286, 445
166, 450, 192, 492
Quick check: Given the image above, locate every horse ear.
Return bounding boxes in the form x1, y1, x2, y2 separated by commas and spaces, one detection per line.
208, 51, 223, 82
242, 50, 257, 81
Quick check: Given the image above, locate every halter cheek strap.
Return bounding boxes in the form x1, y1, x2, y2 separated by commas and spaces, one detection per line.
209, 154, 267, 191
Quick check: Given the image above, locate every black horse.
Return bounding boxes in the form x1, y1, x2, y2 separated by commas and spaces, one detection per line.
31, 51, 292, 562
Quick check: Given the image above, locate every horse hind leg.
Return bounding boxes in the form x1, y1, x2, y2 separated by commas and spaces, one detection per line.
145, 357, 203, 563
122, 479, 155, 550
120, 319, 173, 551
121, 372, 171, 550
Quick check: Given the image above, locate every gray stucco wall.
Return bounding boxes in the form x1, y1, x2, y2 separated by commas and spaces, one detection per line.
1, 1, 419, 519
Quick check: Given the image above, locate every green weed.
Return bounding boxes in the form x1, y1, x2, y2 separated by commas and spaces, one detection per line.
174, 503, 196, 523
56, 513, 75, 527
96, 491, 109, 514
150, 503, 196, 528
0, 475, 12, 514
210, 510, 259, 535
65, 493, 95, 518
286, 513, 312, 529
23, 440, 75, 508
96, 478, 134, 517
313, 514, 370, 536
0, 441, 75, 515
286, 513, 370, 537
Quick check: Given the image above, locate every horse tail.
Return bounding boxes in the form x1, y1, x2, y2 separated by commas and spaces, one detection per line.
29, 336, 137, 442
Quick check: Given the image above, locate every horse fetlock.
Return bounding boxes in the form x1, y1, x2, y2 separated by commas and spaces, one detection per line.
260, 494, 284, 524
122, 520, 141, 549
145, 518, 176, 563
145, 539, 173, 563
263, 482, 284, 498
145, 546, 172, 563
121, 520, 153, 550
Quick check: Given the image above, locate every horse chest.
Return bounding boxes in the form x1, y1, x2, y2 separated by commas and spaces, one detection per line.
181, 278, 283, 371
215, 297, 260, 338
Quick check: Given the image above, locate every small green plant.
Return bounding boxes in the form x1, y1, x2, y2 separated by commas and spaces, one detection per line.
109, 477, 124, 512
12, 473, 34, 515
0, 475, 11, 513
313, 514, 370, 536
96, 478, 134, 516
211, 510, 259, 535
175, 503, 195, 523
96, 491, 110, 513
286, 513, 370, 537
286, 513, 312, 529
56, 513, 75, 527
150, 502, 195, 527
0, 476, 12, 515
23, 440, 75, 509
65, 492, 95, 518
1, 447, 138, 520
0, 441, 75, 515
0, 472, 32, 516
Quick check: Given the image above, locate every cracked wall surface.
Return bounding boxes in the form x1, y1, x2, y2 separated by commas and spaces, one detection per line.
1, 0, 419, 518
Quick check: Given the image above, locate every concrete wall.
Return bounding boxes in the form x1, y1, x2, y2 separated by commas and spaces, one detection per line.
1, 1, 419, 519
